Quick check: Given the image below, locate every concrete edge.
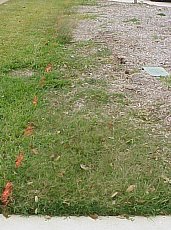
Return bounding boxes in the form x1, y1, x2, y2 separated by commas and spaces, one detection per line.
1, 215, 171, 230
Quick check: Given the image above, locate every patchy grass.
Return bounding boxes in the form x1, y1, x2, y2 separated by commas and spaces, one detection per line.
157, 13, 166, 17
124, 17, 141, 25
1, 0, 171, 217
77, 13, 99, 20
161, 76, 171, 89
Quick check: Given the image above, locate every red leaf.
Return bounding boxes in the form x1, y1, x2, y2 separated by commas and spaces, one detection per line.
33, 96, 38, 106
15, 153, 24, 168
24, 123, 34, 136
39, 76, 46, 87
45, 64, 52, 73
1, 182, 13, 206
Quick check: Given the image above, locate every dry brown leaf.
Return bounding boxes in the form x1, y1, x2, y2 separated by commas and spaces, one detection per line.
58, 171, 65, 177
35, 208, 38, 215
80, 164, 90, 171
1, 182, 13, 206
33, 96, 38, 106
148, 187, 156, 193
89, 214, 98, 220
126, 185, 136, 193
111, 192, 118, 198
39, 76, 46, 87
27, 181, 33, 185
45, 215, 52, 220
35, 196, 39, 203
24, 123, 34, 136
15, 152, 24, 168
112, 200, 116, 205
45, 64, 52, 73
117, 215, 133, 220
161, 175, 171, 184
50, 154, 61, 161
31, 148, 39, 155
137, 200, 145, 204
2, 208, 10, 218
108, 122, 113, 129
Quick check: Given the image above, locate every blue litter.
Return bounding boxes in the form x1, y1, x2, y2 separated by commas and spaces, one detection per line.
142, 67, 169, 77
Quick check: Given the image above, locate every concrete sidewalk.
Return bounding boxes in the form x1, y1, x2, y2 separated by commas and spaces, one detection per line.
1, 215, 171, 230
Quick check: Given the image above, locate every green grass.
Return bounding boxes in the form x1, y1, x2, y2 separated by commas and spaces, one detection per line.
161, 76, 171, 89
1, 0, 171, 217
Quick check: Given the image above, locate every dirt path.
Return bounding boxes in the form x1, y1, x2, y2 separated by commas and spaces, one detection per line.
73, 0, 171, 130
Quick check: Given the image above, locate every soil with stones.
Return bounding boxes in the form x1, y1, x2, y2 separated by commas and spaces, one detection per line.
73, 0, 171, 133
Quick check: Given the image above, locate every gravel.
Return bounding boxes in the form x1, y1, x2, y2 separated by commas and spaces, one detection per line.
73, 0, 171, 129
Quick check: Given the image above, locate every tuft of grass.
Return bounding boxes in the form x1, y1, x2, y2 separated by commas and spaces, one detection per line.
77, 13, 99, 20
76, 88, 110, 104
79, 0, 97, 5
160, 76, 171, 89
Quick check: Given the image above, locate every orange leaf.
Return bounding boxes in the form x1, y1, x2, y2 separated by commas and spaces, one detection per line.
24, 123, 34, 136
89, 214, 98, 220
1, 182, 13, 206
39, 76, 46, 87
126, 185, 136, 192
31, 148, 39, 155
108, 122, 113, 130
33, 96, 38, 106
45, 64, 52, 73
15, 153, 24, 168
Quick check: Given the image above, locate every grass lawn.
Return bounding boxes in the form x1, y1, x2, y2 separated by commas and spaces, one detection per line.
1, 0, 171, 217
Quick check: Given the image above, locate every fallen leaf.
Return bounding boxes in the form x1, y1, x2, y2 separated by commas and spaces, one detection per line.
62, 200, 70, 206
39, 76, 46, 87
108, 122, 113, 129
45, 64, 52, 73
161, 175, 171, 184
126, 185, 136, 193
27, 181, 33, 185
148, 187, 156, 193
117, 215, 127, 219
1, 182, 13, 206
111, 192, 118, 198
31, 148, 39, 155
35, 208, 38, 215
137, 200, 145, 204
24, 123, 34, 136
89, 214, 98, 220
35, 196, 39, 203
2, 207, 10, 218
80, 164, 90, 171
58, 171, 65, 177
50, 154, 61, 161
117, 215, 133, 220
112, 200, 116, 205
33, 96, 38, 106
45, 215, 51, 221
15, 153, 24, 168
